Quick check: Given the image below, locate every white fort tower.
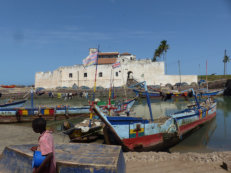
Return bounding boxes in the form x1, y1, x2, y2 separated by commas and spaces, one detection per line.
35, 48, 197, 89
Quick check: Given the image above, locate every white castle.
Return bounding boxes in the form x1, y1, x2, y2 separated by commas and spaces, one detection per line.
35, 48, 197, 89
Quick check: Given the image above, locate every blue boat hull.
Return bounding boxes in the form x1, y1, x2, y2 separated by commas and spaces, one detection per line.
0, 100, 27, 108
0, 106, 90, 123
0, 144, 125, 173
133, 89, 161, 98
93, 100, 217, 151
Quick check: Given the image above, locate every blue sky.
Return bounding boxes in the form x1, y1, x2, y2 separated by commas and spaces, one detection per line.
0, 0, 231, 85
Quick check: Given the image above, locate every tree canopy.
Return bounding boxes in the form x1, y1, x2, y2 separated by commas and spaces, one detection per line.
152, 40, 169, 62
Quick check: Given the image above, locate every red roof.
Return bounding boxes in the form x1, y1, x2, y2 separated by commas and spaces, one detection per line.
120, 52, 131, 55
98, 58, 117, 65
98, 52, 119, 56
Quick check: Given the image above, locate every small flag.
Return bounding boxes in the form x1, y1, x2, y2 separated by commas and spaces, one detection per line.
83, 52, 98, 67
112, 60, 121, 69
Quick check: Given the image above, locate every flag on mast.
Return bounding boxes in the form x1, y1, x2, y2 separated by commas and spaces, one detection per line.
112, 59, 121, 69
83, 52, 98, 67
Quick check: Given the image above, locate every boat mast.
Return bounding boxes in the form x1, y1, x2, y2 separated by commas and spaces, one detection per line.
206, 60, 208, 91
178, 60, 181, 90
89, 46, 99, 127
129, 81, 154, 121
92, 46, 100, 101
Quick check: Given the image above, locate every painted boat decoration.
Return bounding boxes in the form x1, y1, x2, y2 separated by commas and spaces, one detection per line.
92, 82, 217, 151
0, 85, 16, 88
0, 99, 27, 108
0, 106, 90, 123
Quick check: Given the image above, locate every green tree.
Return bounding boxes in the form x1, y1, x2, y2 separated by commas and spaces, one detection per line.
152, 48, 161, 62
160, 40, 169, 74
152, 40, 169, 63
223, 50, 230, 75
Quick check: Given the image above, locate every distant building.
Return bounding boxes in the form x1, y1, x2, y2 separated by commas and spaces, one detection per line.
35, 48, 197, 89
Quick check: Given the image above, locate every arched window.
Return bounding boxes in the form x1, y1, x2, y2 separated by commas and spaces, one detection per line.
99, 72, 103, 77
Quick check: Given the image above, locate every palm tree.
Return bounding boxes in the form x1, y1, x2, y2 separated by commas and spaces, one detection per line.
159, 40, 169, 74
152, 48, 161, 62
152, 40, 170, 63
223, 50, 230, 75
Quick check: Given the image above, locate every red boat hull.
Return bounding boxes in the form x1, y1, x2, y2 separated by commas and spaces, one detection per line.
122, 133, 163, 151
178, 112, 216, 136
1, 85, 16, 88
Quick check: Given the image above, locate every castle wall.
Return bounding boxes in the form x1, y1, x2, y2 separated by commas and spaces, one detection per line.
35, 60, 197, 89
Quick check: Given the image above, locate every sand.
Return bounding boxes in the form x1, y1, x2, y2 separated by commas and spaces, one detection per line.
0, 124, 230, 173
125, 152, 230, 173
0, 124, 69, 153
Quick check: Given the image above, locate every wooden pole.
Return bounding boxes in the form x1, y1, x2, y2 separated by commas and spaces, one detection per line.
206, 60, 208, 91
178, 60, 181, 90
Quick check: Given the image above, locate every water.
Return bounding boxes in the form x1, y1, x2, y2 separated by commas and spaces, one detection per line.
1, 96, 231, 153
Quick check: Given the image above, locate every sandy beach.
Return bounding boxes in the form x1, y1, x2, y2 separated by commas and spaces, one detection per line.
0, 124, 230, 173
125, 151, 230, 173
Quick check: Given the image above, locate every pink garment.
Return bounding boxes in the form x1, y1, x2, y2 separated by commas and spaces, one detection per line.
38, 130, 56, 173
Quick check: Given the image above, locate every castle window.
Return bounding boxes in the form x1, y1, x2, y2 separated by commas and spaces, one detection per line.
115, 72, 118, 77
99, 72, 103, 77
84, 73, 87, 77
69, 73, 73, 78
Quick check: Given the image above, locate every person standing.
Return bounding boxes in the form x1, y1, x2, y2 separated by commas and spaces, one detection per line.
31, 118, 56, 173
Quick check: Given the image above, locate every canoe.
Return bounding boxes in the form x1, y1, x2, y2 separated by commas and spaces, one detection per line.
0, 143, 125, 173
61, 98, 137, 142
1, 85, 16, 88
133, 89, 161, 98
0, 106, 90, 123
62, 118, 103, 142
92, 97, 216, 152
133, 89, 193, 100
198, 90, 224, 97
0, 99, 27, 108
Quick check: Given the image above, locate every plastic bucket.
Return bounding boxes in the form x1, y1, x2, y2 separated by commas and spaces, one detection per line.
32, 151, 46, 168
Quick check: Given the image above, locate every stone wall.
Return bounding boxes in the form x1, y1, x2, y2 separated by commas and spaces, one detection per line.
35, 60, 197, 89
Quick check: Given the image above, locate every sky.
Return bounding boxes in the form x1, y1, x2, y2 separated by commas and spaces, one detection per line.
0, 0, 231, 85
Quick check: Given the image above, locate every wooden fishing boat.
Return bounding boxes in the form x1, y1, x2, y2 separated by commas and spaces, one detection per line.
99, 97, 137, 115
133, 89, 161, 98
0, 143, 125, 173
198, 89, 224, 97
61, 98, 137, 142
133, 89, 193, 101
162, 90, 193, 101
91, 82, 217, 151
0, 85, 16, 88
62, 118, 103, 142
0, 106, 90, 123
0, 99, 27, 108
171, 97, 216, 138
